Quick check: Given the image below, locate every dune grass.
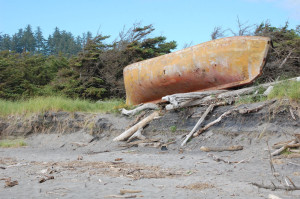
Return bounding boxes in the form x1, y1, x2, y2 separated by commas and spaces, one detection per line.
0, 96, 126, 116
0, 139, 27, 148
268, 80, 300, 102
236, 80, 300, 105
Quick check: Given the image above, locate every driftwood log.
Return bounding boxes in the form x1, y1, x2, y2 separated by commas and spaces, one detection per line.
113, 111, 159, 141
200, 145, 243, 152
181, 102, 226, 146
162, 76, 300, 110
271, 140, 297, 156
121, 103, 158, 116
181, 104, 215, 146
251, 182, 300, 191
127, 128, 145, 142
193, 100, 276, 137
162, 90, 226, 110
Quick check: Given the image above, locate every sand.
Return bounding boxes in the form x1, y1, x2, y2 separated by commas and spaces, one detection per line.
1, 130, 300, 199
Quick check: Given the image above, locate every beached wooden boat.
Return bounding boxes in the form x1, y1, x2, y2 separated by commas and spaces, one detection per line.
124, 36, 271, 105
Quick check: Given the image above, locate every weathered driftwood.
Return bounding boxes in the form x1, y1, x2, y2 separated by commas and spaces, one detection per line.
163, 76, 300, 110
268, 194, 282, 199
165, 95, 216, 110
263, 86, 274, 96
193, 100, 276, 137
127, 128, 145, 142
290, 149, 300, 153
272, 140, 294, 149
251, 182, 300, 191
162, 90, 226, 105
271, 140, 297, 156
104, 195, 137, 198
290, 108, 296, 120
126, 112, 147, 129
113, 111, 159, 141
122, 138, 160, 147
207, 153, 236, 164
121, 103, 158, 116
120, 189, 142, 195
181, 104, 215, 147
181, 102, 226, 146
200, 145, 243, 152
193, 109, 233, 137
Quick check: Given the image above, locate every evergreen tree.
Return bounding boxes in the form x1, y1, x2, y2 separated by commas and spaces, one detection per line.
0, 34, 11, 51
10, 29, 24, 53
23, 25, 36, 52
35, 26, 45, 54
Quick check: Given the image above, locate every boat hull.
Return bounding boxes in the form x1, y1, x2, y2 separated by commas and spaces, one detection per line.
124, 36, 271, 105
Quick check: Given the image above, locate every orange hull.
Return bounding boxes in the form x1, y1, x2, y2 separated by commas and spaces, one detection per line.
124, 36, 271, 105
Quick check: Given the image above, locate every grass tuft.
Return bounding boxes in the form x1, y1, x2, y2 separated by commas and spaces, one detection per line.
0, 139, 27, 148
268, 81, 300, 102
0, 96, 125, 116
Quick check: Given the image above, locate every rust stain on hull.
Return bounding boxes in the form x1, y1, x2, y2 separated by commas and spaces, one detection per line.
124, 36, 271, 105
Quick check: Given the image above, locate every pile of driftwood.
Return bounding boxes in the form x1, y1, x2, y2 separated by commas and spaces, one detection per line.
271, 134, 300, 156
114, 76, 300, 146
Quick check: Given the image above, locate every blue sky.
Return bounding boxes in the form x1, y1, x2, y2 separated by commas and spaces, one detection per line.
0, 0, 299, 49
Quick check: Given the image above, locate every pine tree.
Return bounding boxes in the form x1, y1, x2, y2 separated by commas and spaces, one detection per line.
35, 26, 45, 54
0, 34, 11, 51
10, 29, 24, 53
23, 25, 36, 52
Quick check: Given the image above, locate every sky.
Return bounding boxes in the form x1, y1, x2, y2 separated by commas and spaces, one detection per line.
0, 0, 299, 49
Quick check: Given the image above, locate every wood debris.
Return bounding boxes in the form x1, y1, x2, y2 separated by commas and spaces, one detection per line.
5, 178, 18, 188
200, 145, 243, 152
39, 176, 54, 183
120, 189, 142, 195
113, 111, 159, 141
121, 103, 158, 116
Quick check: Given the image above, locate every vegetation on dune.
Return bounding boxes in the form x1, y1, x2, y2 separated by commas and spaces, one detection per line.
0, 23, 177, 101
0, 139, 27, 148
0, 96, 125, 116
235, 80, 300, 105
268, 81, 300, 102
0, 21, 299, 113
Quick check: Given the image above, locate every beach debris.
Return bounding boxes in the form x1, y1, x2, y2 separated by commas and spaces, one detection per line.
263, 86, 273, 96
77, 155, 83, 160
4, 178, 18, 188
71, 142, 87, 147
207, 153, 252, 165
127, 128, 145, 142
271, 135, 300, 156
113, 111, 159, 141
193, 100, 276, 137
39, 176, 54, 183
161, 145, 168, 151
181, 102, 226, 146
268, 194, 282, 199
251, 182, 300, 191
114, 158, 123, 161
104, 195, 137, 198
176, 182, 214, 190
163, 76, 299, 111
121, 103, 158, 116
138, 142, 161, 148
200, 145, 243, 152
120, 189, 142, 195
